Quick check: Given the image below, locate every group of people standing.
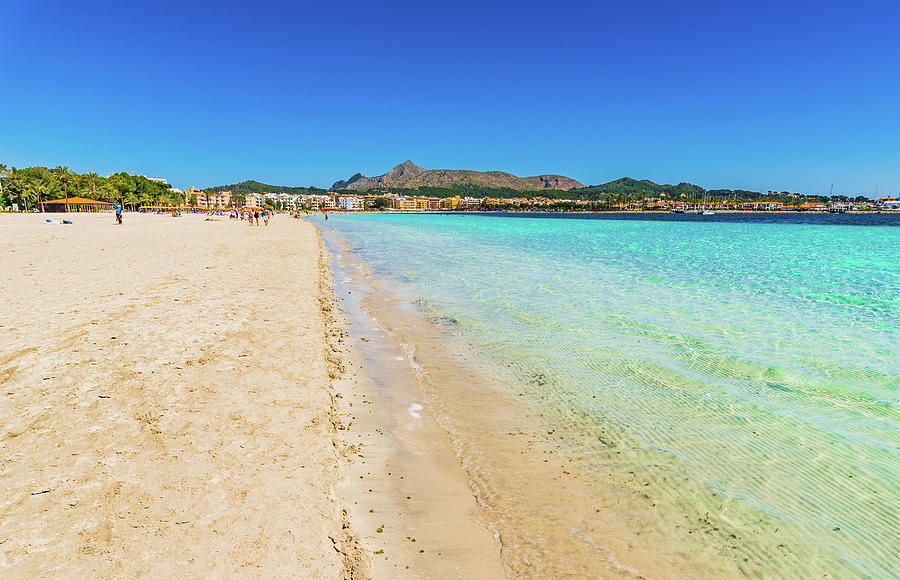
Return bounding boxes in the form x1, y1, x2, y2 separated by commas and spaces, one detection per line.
232, 209, 271, 226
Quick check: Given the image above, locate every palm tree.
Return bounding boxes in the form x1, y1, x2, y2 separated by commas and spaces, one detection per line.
0, 163, 6, 203
54, 166, 71, 212
85, 172, 100, 199
5, 167, 23, 210
33, 176, 49, 211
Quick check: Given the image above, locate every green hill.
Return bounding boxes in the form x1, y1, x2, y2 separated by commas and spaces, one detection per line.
204, 180, 329, 196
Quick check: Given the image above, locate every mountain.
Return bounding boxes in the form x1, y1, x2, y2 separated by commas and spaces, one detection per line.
332, 161, 584, 192
576, 177, 707, 198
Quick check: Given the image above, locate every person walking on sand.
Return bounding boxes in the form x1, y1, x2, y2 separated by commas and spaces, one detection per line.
254, 210, 260, 226
113, 203, 123, 225
263, 210, 270, 226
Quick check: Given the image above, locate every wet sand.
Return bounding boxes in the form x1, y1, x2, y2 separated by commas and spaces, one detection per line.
325, 242, 506, 579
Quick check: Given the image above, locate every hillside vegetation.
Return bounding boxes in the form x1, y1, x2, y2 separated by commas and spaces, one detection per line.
205, 180, 329, 196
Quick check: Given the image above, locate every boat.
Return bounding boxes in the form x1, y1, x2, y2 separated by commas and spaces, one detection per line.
702, 210, 715, 215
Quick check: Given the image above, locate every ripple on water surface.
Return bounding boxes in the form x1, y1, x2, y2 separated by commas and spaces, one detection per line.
320, 213, 900, 578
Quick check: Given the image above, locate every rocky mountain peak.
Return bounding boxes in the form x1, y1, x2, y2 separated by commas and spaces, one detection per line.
386, 160, 425, 180
331, 161, 583, 192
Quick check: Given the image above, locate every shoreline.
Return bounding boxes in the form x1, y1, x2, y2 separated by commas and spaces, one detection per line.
320, 227, 508, 578
315, 213, 872, 579
316, 222, 668, 578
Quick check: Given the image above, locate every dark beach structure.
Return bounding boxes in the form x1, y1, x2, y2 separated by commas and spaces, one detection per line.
39, 197, 114, 213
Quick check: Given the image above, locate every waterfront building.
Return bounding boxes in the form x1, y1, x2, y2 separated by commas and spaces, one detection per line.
413, 197, 440, 210
440, 196, 461, 210
391, 197, 417, 211
458, 197, 482, 209
299, 194, 334, 210
337, 195, 365, 210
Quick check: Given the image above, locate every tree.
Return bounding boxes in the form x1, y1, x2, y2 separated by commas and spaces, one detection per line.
54, 166, 71, 212
4, 168, 25, 210
373, 197, 390, 210
0, 163, 7, 206
84, 172, 101, 200
32, 174, 50, 211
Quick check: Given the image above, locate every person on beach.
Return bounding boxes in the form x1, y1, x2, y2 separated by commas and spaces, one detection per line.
113, 203, 123, 225
254, 211, 260, 226
263, 210, 270, 226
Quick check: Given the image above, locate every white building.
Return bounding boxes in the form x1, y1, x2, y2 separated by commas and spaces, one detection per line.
336, 195, 365, 210
265, 193, 301, 210
300, 194, 335, 210
244, 193, 266, 208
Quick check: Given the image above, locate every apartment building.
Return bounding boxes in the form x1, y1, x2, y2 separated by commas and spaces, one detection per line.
300, 194, 335, 210
391, 197, 417, 211
243, 193, 266, 208
336, 195, 365, 210
412, 196, 440, 210
191, 188, 232, 208
440, 196, 460, 210
264, 193, 301, 210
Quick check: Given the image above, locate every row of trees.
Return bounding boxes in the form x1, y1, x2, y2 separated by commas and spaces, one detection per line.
0, 165, 179, 211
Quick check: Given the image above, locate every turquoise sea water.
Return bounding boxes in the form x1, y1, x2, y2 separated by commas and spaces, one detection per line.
319, 213, 899, 577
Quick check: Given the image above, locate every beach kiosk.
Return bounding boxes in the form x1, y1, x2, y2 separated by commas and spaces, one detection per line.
40, 197, 114, 213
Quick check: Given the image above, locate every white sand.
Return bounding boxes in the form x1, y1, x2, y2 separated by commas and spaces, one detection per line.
0, 213, 368, 577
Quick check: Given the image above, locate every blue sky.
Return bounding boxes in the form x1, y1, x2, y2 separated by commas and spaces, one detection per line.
1, 0, 898, 194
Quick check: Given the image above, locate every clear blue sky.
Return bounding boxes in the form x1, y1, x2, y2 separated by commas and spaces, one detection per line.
1, 0, 898, 195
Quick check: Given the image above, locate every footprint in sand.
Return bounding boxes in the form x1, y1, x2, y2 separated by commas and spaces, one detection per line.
407, 403, 424, 419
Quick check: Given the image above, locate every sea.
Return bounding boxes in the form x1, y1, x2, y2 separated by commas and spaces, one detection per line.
316, 212, 900, 578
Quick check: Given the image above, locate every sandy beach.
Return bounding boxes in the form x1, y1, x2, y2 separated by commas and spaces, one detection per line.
0, 212, 513, 579
0, 213, 373, 577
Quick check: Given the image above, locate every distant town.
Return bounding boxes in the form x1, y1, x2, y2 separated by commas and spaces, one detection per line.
188, 187, 900, 214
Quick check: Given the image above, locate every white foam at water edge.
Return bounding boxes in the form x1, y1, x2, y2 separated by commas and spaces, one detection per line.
407, 402, 424, 419
391, 356, 404, 361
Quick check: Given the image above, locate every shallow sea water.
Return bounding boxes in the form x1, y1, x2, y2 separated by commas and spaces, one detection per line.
318, 212, 900, 578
